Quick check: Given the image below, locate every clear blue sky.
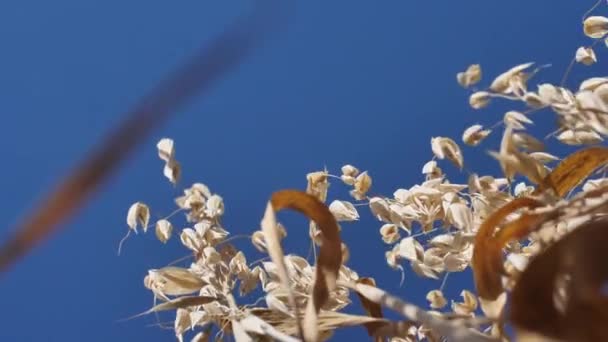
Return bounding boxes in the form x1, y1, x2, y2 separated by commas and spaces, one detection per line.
0, 1, 596, 341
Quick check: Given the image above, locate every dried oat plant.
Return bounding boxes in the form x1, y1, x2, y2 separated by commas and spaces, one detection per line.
4, 1, 608, 342
121, 2, 608, 341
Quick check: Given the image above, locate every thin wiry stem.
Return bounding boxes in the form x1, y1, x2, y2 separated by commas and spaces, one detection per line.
560, 56, 577, 87
439, 272, 451, 292
216, 234, 252, 247
167, 254, 194, 266
582, 0, 604, 22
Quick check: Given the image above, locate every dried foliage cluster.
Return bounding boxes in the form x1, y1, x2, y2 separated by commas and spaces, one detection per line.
124, 2, 608, 341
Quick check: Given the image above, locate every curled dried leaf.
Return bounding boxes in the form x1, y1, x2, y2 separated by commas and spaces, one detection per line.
534, 146, 608, 197
511, 219, 608, 341
472, 197, 545, 300
265, 190, 343, 341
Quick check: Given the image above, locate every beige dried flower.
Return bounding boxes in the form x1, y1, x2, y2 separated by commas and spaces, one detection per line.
456, 64, 482, 88
579, 77, 608, 91
157, 138, 175, 162
557, 129, 603, 145
462, 124, 491, 146
421, 160, 443, 180
469, 91, 491, 109
426, 290, 447, 309
340, 164, 359, 185
397, 237, 423, 262
575, 46, 597, 65
431, 137, 464, 169
351, 171, 372, 200
523, 92, 546, 108
490, 62, 534, 95
380, 224, 400, 244
512, 132, 544, 152
155, 219, 173, 243
451, 290, 478, 316
583, 15, 608, 38
329, 200, 360, 221
157, 138, 181, 184
306, 170, 329, 202
504, 111, 533, 130
127, 202, 150, 233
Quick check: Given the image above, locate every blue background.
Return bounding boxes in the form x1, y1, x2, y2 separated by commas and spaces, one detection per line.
0, 1, 599, 341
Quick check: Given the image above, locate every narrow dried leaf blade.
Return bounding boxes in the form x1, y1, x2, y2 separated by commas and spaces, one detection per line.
355, 277, 385, 341
270, 190, 343, 342
260, 201, 304, 339
0, 2, 282, 273
270, 190, 342, 297
472, 197, 544, 300
134, 295, 217, 317
511, 220, 608, 341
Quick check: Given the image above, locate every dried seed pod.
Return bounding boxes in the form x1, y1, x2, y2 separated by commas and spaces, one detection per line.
584, 16, 608, 38
457, 64, 482, 88
575, 46, 597, 66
